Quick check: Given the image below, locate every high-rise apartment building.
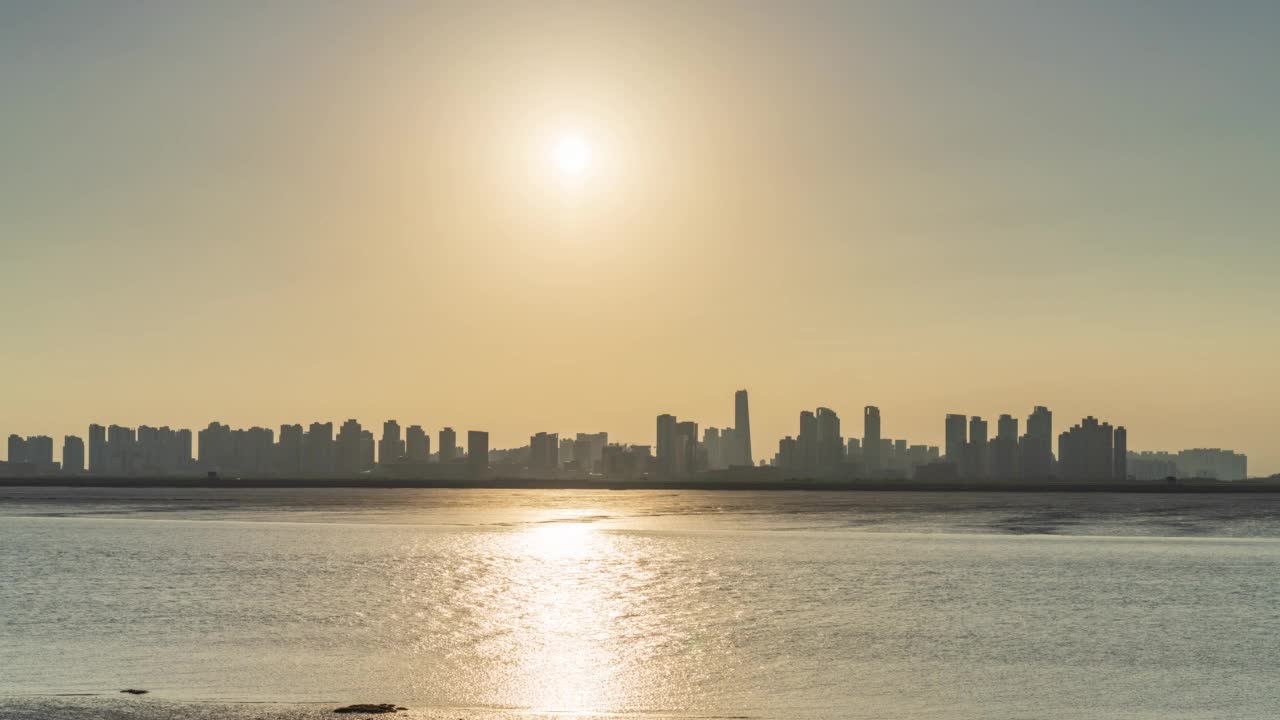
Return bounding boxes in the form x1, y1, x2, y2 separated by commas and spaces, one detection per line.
88, 424, 107, 474
945, 414, 967, 466
62, 435, 85, 474
336, 419, 364, 475
991, 414, 1018, 480
303, 422, 334, 475
863, 406, 881, 475
439, 427, 457, 463
1113, 426, 1128, 480
735, 389, 752, 466
1019, 406, 1054, 480
965, 416, 988, 479
278, 424, 304, 475
1058, 416, 1116, 481
406, 426, 430, 461
379, 420, 404, 465
816, 407, 842, 473
467, 431, 488, 478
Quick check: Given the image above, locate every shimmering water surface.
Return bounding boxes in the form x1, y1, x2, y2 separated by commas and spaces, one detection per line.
3, 488, 1280, 719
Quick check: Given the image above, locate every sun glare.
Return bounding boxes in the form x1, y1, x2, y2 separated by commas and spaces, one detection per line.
552, 133, 592, 178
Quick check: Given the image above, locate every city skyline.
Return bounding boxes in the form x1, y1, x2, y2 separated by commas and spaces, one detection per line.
3, 3, 1279, 475
0, 389, 1252, 481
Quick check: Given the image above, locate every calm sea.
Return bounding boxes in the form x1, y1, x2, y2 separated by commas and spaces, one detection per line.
3, 488, 1280, 720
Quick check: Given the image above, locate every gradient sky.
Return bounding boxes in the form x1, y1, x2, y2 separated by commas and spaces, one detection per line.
2, 1, 1278, 473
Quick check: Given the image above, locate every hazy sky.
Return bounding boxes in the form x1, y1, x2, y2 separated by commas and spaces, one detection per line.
2, 2, 1278, 473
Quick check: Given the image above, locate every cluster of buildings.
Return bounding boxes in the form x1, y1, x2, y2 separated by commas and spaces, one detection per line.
0, 390, 1255, 482
2, 422, 489, 479
1127, 448, 1248, 482
773, 406, 942, 479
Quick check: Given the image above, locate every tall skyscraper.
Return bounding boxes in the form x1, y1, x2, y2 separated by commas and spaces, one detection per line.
655, 414, 678, 477
467, 431, 488, 478
676, 420, 699, 476
775, 436, 798, 473
406, 426, 430, 461
815, 407, 842, 473
703, 427, 724, 469
177, 429, 193, 470
88, 424, 107, 474
1019, 406, 1054, 480
360, 430, 375, 471
944, 414, 968, 465
303, 422, 334, 475
1113, 426, 1127, 480
439, 427, 457, 463
336, 419, 363, 475
62, 435, 85, 474
735, 389, 752, 466
278, 424, 304, 475
798, 410, 818, 475
379, 420, 404, 465
107, 425, 135, 475
863, 406, 881, 475
966, 416, 989, 479
991, 414, 1018, 480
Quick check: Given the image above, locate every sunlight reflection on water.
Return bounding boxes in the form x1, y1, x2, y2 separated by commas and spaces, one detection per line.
6, 490, 1280, 719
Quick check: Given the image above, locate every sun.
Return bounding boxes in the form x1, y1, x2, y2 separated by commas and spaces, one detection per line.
552, 133, 592, 178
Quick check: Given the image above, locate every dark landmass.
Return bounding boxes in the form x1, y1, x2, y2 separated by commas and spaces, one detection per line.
333, 704, 407, 714
1, 475, 1277, 493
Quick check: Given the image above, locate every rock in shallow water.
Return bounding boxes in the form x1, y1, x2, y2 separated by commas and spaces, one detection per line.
119, 689, 149, 695
333, 703, 407, 714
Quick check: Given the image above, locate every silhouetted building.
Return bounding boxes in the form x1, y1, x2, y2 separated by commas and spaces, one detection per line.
775, 436, 799, 474
360, 430, 375, 471
656, 414, 679, 477
467, 431, 488, 478
7, 434, 26, 464
703, 427, 724, 470
816, 407, 842, 474
107, 424, 135, 475
406, 425, 429, 461
379, 420, 404, 465
991, 414, 1018, 480
439, 427, 457, 463
88, 424, 107, 474
530, 432, 559, 473
845, 437, 861, 465
278, 424, 303, 475
135, 425, 190, 475
1128, 451, 1178, 481
863, 406, 881, 475
944, 413, 968, 465
735, 389, 753, 466
1058, 416, 1117, 481
965, 416, 988, 479
676, 420, 699, 476
1113, 426, 1128, 480
303, 422, 334, 475
798, 410, 818, 475
62, 435, 85, 474
336, 419, 363, 475
1176, 448, 1247, 481
575, 432, 608, 472
1019, 406, 1053, 480
602, 443, 651, 478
